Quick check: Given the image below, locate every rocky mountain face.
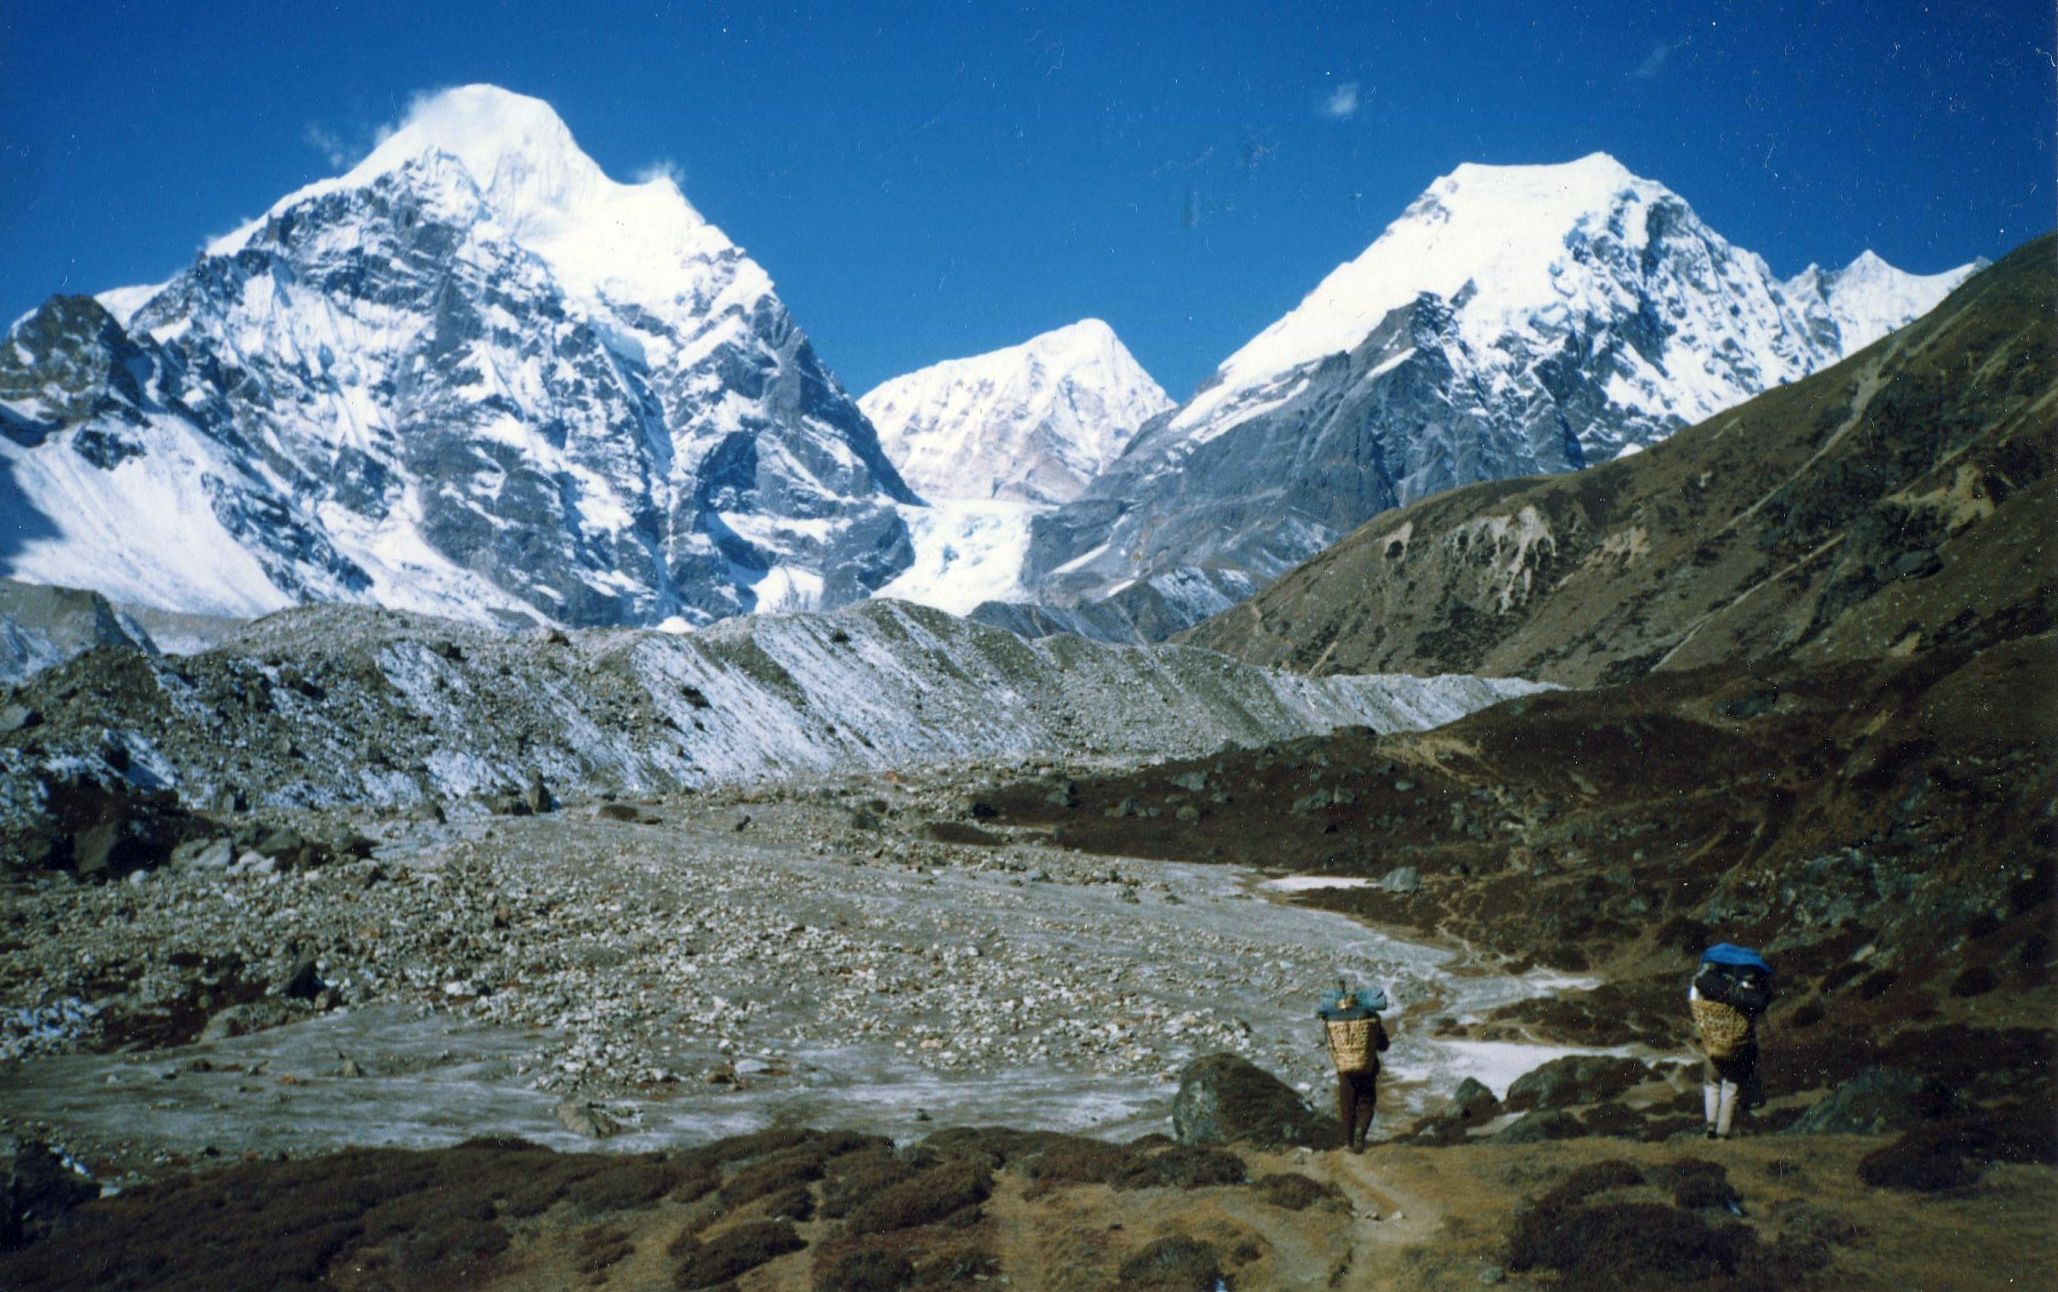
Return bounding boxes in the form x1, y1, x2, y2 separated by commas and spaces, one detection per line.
0, 85, 914, 630
0, 596, 1546, 827
993, 154, 1980, 641
1185, 236, 2053, 686
859, 318, 1171, 506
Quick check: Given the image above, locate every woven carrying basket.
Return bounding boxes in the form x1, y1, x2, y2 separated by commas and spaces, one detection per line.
1692, 997, 1753, 1060
1326, 1018, 1379, 1074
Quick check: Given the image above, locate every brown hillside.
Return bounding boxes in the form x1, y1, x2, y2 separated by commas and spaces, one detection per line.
1183, 235, 2056, 685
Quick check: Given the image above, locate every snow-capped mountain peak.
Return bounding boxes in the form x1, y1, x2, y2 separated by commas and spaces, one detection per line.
1178, 152, 1745, 436
4, 84, 912, 628
1785, 248, 1984, 355
205, 85, 745, 318
859, 318, 1171, 505
1007, 153, 1985, 642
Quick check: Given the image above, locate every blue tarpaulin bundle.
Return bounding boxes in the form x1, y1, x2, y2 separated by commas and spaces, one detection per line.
1700, 943, 1773, 975
1321, 985, 1389, 1014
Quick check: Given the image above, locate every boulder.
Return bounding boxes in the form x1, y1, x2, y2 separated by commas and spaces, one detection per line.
1494, 1109, 1585, 1144
2, 1142, 99, 1249
1451, 1076, 1501, 1121
199, 999, 301, 1042
1380, 865, 1421, 895
1171, 1052, 1341, 1150
1784, 1067, 1957, 1136
1504, 1055, 1651, 1111
29, 775, 195, 882
279, 960, 326, 1002
170, 838, 235, 870
522, 770, 553, 815
555, 1099, 620, 1139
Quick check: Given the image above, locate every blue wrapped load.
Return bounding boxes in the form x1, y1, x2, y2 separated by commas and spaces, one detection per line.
1700, 943, 1773, 976
1318, 985, 1388, 1018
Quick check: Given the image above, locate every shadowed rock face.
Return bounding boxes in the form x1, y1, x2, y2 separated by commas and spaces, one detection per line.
1184, 237, 2055, 686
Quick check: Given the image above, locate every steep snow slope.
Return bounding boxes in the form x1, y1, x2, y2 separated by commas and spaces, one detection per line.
859, 319, 1170, 506
0, 85, 912, 628
1005, 154, 1982, 639
0, 598, 1551, 811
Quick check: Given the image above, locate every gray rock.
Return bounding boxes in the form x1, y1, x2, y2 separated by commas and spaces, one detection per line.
1784, 1067, 1957, 1136
522, 770, 553, 815
554, 1099, 620, 1139
1493, 1108, 1585, 1144
1504, 1055, 1651, 1111
170, 838, 235, 870
280, 960, 325, 1002
199, 999, 301, 1042
0, 703, 41, 733
1171, 1051, 1341, 1150
1450, 1076, 1500, 1121
1379, 865, 1421, 895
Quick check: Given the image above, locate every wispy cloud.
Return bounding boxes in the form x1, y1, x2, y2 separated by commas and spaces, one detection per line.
1629, 40, 1683, 81
634, 160, 686, 188
302, 122, 351, 168
1322, 81, 1360, 120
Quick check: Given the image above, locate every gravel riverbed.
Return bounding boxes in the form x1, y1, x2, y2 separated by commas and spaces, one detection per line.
1, 776, 1612, 1179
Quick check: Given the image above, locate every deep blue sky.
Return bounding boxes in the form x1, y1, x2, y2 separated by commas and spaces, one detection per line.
3, 1, 2050, 398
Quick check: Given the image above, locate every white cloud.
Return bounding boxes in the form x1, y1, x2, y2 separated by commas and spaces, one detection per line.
634, 160, 686, 188
1322, 82, 1360, 120
1629, 41, 1679, 81
302, 122, 350, 169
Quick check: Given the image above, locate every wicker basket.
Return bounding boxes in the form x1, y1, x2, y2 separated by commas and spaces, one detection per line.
1326, 1018, 1379, 1074
1692, 997, 1753, 1060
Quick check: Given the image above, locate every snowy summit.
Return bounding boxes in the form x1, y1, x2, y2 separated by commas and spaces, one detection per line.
859, 319, 1171, 506
2, 84, 914, 628
1008, 152, 1983, 639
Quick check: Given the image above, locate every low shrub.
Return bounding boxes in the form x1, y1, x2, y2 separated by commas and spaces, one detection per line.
673, 1219, 804, 1289
1253, 1172, 1342, 1211
818, 1149, 915, 1219
1653, 1159, 1738, 1211
1115, 1235, 1220, 1291
1858, 1124, 1986, 1192
811, 1243, 914, 1292
1118, 1146, 1247, 1190
719, 1151, 826, 1209
843, 1158, 992, 1236
567, 1157, 680, 1214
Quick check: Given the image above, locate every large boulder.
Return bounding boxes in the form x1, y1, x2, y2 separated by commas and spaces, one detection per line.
9, 775, 199, 882
1785, 1067, 1957, 1136
2, 1142, 99, 1250
1171, 1053, 1341, 1150
1504, 1055, 1651, 1111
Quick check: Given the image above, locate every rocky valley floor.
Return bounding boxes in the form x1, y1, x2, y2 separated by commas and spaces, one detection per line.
3, 766, 2054, 1289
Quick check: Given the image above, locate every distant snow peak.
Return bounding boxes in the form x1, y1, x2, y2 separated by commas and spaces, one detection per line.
860, 319, 1171, 506
1011, 152, 1985, 642
1786, 249, 1984, 356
